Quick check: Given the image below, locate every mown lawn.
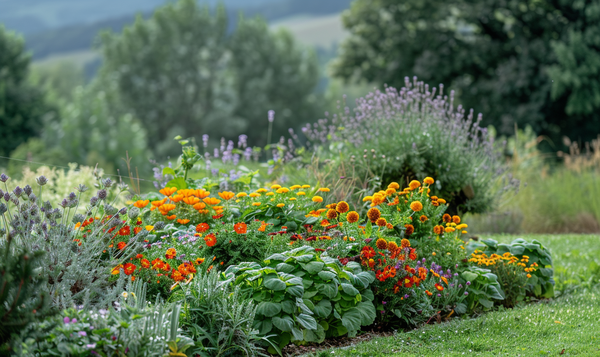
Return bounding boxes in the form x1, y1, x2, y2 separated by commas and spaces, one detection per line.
305, 234, 600, 357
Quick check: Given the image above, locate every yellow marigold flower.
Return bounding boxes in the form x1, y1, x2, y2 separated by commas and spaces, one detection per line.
276, 203, 285, 208
266, 192, 274, 196
452, 215, 461, 224
410, 201, 423, 212
290, 185, 301, 190
462, 230, 468, 234
432, 252, 436, 256
237, 192, 248, 198
386, 188, 397, 196
289, 197, 297, 201
362, 196, 373, 202
312, 196, 323, 203
367, 207, 381, 222
302, 185, 311, 189
445, 227, 455, 233
346, 211, 359, 223
252, 202, 261, 206
271, 184, 282, 190
409, 180, 421, 190
437, 198, 446, 204
249, 192, 261, 198
318, 187, 330, 192
527, 274, 532, 278
254, 188, 267, 193
375, 217, 387, 227
336, 201, 350, 213
400, 238, 410, 248
276, 187, 289, 194
297, 191, 306, 196
424, 177, 434, 185
371, 194, 385, 206
376, 238, 388, 250
456, 223, 468, 230
145, 225, 154, 231
388, 182, 400, 190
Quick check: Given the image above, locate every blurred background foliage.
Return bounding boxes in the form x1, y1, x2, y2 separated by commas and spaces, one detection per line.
1, 0, 600, 233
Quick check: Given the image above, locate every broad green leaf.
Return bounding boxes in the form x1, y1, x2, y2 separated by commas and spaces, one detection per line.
314, 299, 332, 318
318, 282, 338, 299
291, 327, 303, 341
265, 253, 287, 262
318, 271, 337, 281
256, 302, 281, 317
295, 254, 315, 263
304, 261, 325, 274
281, 299, 295, 314
276, 263, 295, 273
286, 285, 304, 298
356, 302, 376, 325
461, 271, 479, 282
341, 308, 362, 335
254, 319, 273, 335
303, 323, 326, 343
296, 313, 318, 330
162, 167, 176, 176
272, 315, 294, 332
264, 278, 287, 291
341, 283, 360, 296
454, 302, 467, 315
166, 177, 187, 189
478, 298, 493, 309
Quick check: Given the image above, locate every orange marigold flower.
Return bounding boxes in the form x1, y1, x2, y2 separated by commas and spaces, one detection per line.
452, 215, 461, 224
410, 201, 423, 212
252, 202, 261, 206
183, 196, 200, 205
276, 187, 290, 194
424, 177, 434, 185
376, 238, 388, 250
117, 241, 127, 250
386, 188, 397, 196
276, 203, 285, 208
134, 200, 150, 208
386, 223, 394, 229
218, 191, 235, 200
234, 222, 247, 234
151, 198, 167, 207
435, 283, 444, 291
376, 217, 387, 227
445, 227, 456, 233
141, 259, 150, 268
170, 194, 184, 203
336, 201, 350, 213
388, 241, 399, 252
118, 226, 131, 236
318, 187, 330, 192
123, 263, 136, 276
438, 198, 447, 204
361, 246, 376, 260
420, 215, 428, 223
401, 238, 411, 249
166, 248, 177, 259
433, 225, 444, 235
204, 233, 217, 247
171, 269, 185, 282
194, 189, 210, 199
111, 264, 123, 275
326, 209, 338, 220
193, 202, 207, 211
388, 182, 400, 190
177, 219, 190, 224
196, 223, 209, 233
258, 223, 267, 232
159, 187, 177, 196
203, 197, 221, 206
404, 224, 414, 236
409, 180, 421, 190
320, 219, 331, 227
158, 203, 176, 213
441, 276, 448, 285
195, 257, 205, 265
371, 194, 385, 206
312, 196, 323, 203
346, 211, 359, 223
166, 215, 176, 220
442, 214, 452, 223
367, 207, 381, 222
425, 290, 433, 296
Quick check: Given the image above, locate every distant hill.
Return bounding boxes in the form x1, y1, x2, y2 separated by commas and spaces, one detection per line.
0, 0, 352, 60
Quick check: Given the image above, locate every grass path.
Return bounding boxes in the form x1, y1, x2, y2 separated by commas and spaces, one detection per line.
306, 234, 600, 356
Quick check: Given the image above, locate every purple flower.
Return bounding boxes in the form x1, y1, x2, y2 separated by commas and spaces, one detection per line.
0, 173, 9, 182
458, 284, 463, 288
464, 292, 469, 296
63, 317, 71, 324
404, 294, 410, 299
268, 110, 275, 123
382, 301, 387, 305
466, 281, 471, 285
437, 294, 442, 297
380, 310, 385, 315
202, 134, 209, 148
364, 238, 373, 243
78, 331, 87, 336
86, 343, 96, 349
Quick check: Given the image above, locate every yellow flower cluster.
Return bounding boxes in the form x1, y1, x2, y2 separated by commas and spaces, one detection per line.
469, 251, 538, 277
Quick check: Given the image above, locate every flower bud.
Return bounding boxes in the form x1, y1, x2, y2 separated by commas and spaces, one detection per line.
0, 173, 9, 182
23, 185, 32, 196
13, 186, 22, 197
128, 207, 140, 220
153, 221, 166, 231
103, 178, 113, 188
36, 175, 48, 186
90, 196, 99, 207
97, 190, 107, 200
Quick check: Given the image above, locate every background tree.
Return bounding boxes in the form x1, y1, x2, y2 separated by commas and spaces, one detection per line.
99, 0, 322, 159
0, 25, 54, 157
331, 0, 600, 149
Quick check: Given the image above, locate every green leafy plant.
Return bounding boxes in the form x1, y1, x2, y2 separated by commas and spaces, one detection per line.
461, 266, 505, 311
181, 270, 270, 357
224, 246, 376, 354
467, 238, 554, 298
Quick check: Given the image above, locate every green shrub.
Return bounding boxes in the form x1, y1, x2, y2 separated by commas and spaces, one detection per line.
224, 246, 376, 354
302, 80, 517, 214
14, 282, 193, 356
180, 270, 269, 357
467, 238, 554, 298
461, 266, 505, 311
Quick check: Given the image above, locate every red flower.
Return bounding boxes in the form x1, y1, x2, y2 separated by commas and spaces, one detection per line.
361, 246, 376, 260
409, 248, 417, 261
123, 263, 136, 276
141, 259, 150, 269
204, 233, 217, 247
234, 222, 247, 234
118, 226, 131, 236
435, 283, 444, 291
212, 214, 224, 219
117, 242, 127, 250
135, 254, 143, 259
134, 226, 142, 235
196, 223, 210, 233
171, 269, 185, 282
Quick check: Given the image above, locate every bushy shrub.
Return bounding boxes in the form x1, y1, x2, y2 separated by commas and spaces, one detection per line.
225, 246, 376, 354
302, 79, 518, 214
461, 266, 505, 311
467, 238, 554, 298
180, 270, 268, 357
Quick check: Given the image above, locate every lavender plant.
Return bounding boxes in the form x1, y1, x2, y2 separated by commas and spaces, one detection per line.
0, 171, 144, 310
302, 78, 519, 214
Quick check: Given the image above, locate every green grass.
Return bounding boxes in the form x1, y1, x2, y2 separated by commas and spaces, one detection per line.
305, 234, 600, 356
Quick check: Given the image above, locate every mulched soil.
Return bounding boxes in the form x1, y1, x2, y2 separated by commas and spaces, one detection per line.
281, 331, 395, 357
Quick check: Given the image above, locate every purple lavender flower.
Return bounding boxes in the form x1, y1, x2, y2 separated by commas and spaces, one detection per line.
79, 331, 87, 336
268, 110, 275, 123
404, 294, 410, 299
13, 186, 22, 197
459, 284, 463, 288
63, 317, 71, 324
464, 292, 469, 296
0, 173, 9, 182
202, 134, 209, 148
437, 294, 442, 297
466, 281, 471, 285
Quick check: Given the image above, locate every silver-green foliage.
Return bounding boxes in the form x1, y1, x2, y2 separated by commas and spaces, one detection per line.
181, 270, 268, 357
